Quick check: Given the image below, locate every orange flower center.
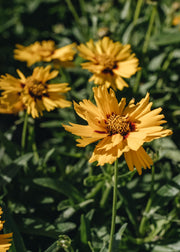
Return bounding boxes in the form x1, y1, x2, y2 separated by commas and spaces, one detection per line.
96, 54, 117, 74
106, 113, 132, 136
27, 79, 48, 99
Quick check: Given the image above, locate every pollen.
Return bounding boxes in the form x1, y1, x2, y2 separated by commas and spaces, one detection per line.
27, 79, 48, 99
106, 113, 131, 136
96, 54, 117, 74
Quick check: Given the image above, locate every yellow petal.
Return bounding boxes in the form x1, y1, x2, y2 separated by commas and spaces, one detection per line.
126, 131, 146, 151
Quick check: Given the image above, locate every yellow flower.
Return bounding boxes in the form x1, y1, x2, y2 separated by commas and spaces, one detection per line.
77, 37, 139, 90
0, 100, 24, 114
14, 40, 76, 67
0, 65, 71, 118
63, 86, 172, 175
0, 207, 13, 252
172, 15, 180, 26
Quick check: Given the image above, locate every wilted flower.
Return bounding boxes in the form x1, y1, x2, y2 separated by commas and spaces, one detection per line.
0, 65, 71, 118
14, 40, 76, 67
77, 37, 139, 90
63, 86, 172, 175
0, 207, 13, 252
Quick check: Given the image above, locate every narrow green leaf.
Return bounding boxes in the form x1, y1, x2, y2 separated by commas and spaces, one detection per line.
33, 178, 84, 202
80, 214, 91, 245
151, 30, 180, 45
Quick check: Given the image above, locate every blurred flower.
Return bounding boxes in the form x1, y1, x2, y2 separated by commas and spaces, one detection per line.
77, 37, 139, 90
97, 27, 110, 38
0, 207, 13, 252
0, 65, 71, 118
172, 15, 180, 26
172, 2, 180, 11
14, 40, 76, 67
0, 100, 24, 114
0, 72, 25, 114
63, 86, 172, 175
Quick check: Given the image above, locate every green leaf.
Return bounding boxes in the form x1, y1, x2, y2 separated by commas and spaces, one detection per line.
14, 153, 33, 166
80, 214, 91, 245
150, 174, 180, 214
44, 240, 60, 252
151, 30, 180, 45
33, 178, 84, 202
0, 153, 33, 187
152, 241, 180, 252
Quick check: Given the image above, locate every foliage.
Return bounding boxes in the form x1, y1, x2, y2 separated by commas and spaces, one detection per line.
0, 0, 180, 251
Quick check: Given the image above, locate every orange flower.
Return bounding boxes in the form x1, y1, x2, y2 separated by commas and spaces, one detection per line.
172, 15, 180, 26
14, 40, 76, 67
63, 86, 172, 175
0, 65, 71, 118
77, 37, 139, 90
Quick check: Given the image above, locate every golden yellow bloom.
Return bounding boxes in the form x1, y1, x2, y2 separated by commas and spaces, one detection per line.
77, 37, 139, 90
14, 40, 76, 67
63, 86, 172, 175
0, 207, 13, 252
0, 65, 71, 118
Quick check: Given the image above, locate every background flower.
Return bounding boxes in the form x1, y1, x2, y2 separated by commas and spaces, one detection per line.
14, 40, 76, 67
0, 65, 71, 118
77, 37, 139, 90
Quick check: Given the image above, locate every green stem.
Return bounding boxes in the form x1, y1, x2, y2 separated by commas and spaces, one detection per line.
139, 165, 155, 236
133, 70, 142, 94
157, 50, 173, 89
133, 4, 157, 94
100, 184, 111, 208
28, 124, 39, 163
133, 0, 144, 26
142, 5, 157, 54
79, 0, 86, 17
21, 111, 28, 154
108, 159, 119, 252
65, 0, 81, 26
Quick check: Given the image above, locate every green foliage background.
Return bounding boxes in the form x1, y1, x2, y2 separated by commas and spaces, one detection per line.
0, 0, 180, 251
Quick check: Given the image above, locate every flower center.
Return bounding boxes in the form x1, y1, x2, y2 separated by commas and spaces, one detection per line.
96, 54, 117, 74
27, 79, 48, 99
106, 113, 132, 136
39, 48, 54, 58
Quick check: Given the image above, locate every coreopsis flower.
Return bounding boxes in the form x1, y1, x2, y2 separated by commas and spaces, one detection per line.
77, 37, 139, 90
14, 40, 76, 67
0, 207, 13, 252
63, 86, 172, 175
0, 65, 71, 118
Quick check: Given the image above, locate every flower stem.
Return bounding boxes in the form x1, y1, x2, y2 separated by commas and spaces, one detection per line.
139, 165, 155, 236
133, 4, 157, 94
108, 159, 119, 252
142, 5, 157, 54
65, 0, 81, 27
28, 123, 39, 163
133, 0, 144, 26
21, 111, 28, 154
